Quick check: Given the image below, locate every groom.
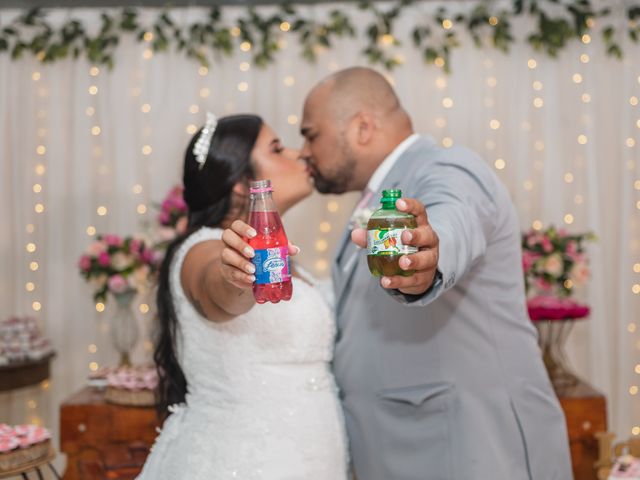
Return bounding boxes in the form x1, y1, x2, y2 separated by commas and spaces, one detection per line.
300, 67, 572, 480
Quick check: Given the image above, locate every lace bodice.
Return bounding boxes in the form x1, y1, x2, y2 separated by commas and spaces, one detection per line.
170, 227, 336, 401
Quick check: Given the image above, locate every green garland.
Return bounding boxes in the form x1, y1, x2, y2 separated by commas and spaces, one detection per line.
0, 0, 638, 73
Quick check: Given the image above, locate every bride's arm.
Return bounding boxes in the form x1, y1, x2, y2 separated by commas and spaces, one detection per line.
180, 221, 258, 322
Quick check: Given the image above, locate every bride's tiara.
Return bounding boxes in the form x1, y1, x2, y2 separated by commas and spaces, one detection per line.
193, 112, 218, 170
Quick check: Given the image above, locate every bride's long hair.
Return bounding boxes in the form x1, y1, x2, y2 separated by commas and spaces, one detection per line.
154, 114, 263, 417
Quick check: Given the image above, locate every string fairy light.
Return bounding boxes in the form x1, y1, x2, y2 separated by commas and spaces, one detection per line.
29, 67, 47, 315
484, 55, 505, 173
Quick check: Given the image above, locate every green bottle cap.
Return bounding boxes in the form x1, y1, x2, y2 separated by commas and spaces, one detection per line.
380, 189, 401, 208
382, 189, 402, 199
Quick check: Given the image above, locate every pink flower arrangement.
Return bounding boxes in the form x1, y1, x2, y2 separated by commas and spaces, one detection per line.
156, 185, 188, 243
522, 225, 595, 298
78, 234, 160, 303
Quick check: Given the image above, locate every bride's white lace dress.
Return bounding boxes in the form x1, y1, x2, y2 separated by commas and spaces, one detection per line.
137, 227, 349, 480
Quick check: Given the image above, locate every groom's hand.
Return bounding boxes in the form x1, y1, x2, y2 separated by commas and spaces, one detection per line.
351, 197, 439, 296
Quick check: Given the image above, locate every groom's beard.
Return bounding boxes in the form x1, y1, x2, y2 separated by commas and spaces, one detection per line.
310, 145, 357, 195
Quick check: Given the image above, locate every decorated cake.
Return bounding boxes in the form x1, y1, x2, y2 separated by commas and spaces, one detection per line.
0, 316, 53, 366
609, 455, 640, 479
103, 366, 158, 407
0, 424, 51, 472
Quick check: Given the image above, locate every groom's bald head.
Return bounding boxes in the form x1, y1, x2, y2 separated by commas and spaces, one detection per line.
300, 67, 413, 193
307, 67, 403, 124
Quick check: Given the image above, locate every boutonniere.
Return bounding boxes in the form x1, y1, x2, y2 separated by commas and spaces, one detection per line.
350, 206, 376, 230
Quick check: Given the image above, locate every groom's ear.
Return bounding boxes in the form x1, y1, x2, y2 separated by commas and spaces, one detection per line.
354, 112, 376, 145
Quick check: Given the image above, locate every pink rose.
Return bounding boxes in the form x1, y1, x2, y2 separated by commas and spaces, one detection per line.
173, 196, 187, 212
565, 252, 585, 264
541, 236, 553, 253
140, 248, 154, 264
129, 239, 142, 255
152, 249, 165, 264
103, 234, 123, 247
535, 277, 552, 293
87, 241, 107, 256
158, 211, 170, 225
78, 255, 91, 272
522, 251, 541, 273
569, 262, 590, 287
98, 252, 111, 267
107, 274, 128, 294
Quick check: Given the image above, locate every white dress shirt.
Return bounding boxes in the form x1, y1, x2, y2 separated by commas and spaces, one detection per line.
366, 133, 420, 193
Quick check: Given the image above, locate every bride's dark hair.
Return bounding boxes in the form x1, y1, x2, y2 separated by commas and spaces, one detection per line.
154, 114, 263, 417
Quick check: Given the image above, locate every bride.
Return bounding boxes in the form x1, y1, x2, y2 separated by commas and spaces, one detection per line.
137, 113, 349, 479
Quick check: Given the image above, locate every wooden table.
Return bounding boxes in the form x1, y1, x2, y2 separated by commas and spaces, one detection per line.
59, 387, 159, 480
557, 378, 607, 480
60, 379, 606, 479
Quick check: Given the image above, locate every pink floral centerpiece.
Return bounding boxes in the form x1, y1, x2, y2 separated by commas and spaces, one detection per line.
155, 185, 189, 246
522, 226, 594, 321
522, 225, 595, 388
78, 234, 160, 303
78, 234, 161, 365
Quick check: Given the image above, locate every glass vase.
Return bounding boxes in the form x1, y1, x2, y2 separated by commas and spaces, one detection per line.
110, 290, 139, 367
535, 319, 578, 390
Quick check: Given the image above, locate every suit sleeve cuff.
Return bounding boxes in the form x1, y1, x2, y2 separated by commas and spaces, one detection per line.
385, 269, 444, 306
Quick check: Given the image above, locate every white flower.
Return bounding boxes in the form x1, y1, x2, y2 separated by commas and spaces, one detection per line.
111, 252, 133, 271
542, 253, 564, 277
569, 262, 590, 287
89, 274, 108, 289
128, 265, 151, 290
350, 207, 376, 230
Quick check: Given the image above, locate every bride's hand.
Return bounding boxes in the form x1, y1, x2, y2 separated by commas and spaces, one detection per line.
221, 220, 300, 290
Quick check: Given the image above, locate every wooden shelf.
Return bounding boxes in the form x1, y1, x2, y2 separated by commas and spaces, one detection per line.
0, 353, 55, 392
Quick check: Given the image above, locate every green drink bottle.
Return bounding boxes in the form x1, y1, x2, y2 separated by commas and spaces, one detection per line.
366, 189, 418, 277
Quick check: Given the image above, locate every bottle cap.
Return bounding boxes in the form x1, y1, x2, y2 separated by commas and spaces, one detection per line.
382, 189, 402, 199
381, 189, 402, 205
249, 179, 273, 194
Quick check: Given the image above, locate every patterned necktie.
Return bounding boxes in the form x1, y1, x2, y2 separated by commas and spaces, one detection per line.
340, 188, 374, 272
349, 188, 374, 230
356, 188, 374, 211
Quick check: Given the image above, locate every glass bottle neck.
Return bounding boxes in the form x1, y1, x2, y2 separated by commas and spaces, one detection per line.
250, 192, 276, 211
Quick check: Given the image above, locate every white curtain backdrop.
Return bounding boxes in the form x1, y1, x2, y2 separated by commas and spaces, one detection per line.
1, 1, 639, 468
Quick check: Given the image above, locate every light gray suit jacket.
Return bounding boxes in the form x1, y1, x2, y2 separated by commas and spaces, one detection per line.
332, 136, 572, 480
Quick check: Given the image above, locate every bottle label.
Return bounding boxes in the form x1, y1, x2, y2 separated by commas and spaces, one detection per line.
367, 229, 418, 255
252, 247, 291, 285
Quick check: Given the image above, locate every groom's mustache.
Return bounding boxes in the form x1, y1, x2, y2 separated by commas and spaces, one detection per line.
302, 157, 318, 175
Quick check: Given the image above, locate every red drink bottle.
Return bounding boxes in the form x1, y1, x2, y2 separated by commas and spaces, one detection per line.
248, 180, 293, 304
